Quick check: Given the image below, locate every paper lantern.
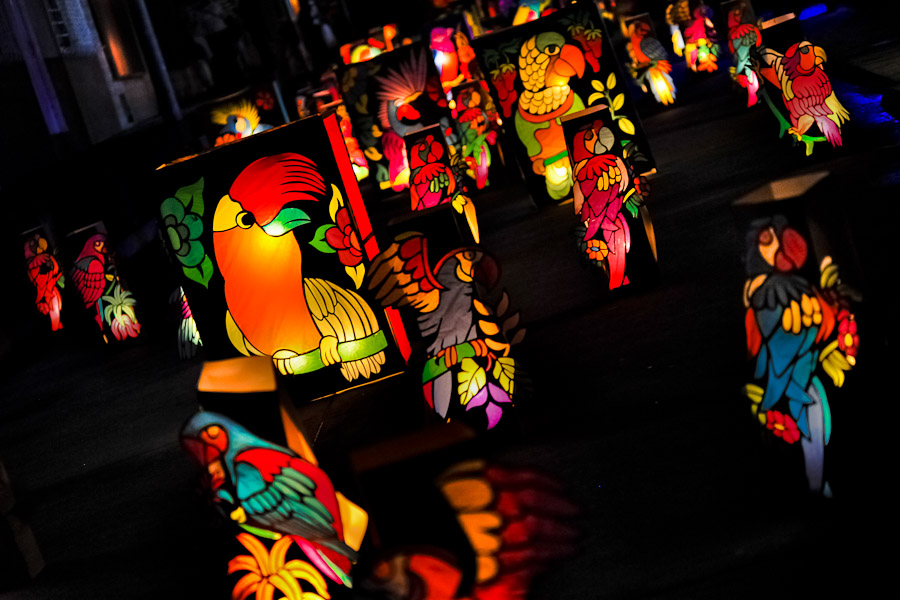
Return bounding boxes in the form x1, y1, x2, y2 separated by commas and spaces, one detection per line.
450, 81, 502, 190
66, 224, 141, 343
471, 3, 655, 204
405, 124, 480, 242
339, 23, 399, 65
722, 0, 761, 107
367, 208, 525, 430
180, 409, 367, 590
339, 43, 455, 194
155, 114, 410, 401
625, 14, 677, 106
680, 2, 721, 72
562, 105, 659, 291
350, 425, 578, 598
734, 172, 861, 495
22, 229, 64, 332
755, 14, 849, 155
428, 10, 484, 94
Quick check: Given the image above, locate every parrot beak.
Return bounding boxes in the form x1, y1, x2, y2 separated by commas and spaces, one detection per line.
554, 44, 586, 79
213, 195, 245, 232
813, 45, 827, 66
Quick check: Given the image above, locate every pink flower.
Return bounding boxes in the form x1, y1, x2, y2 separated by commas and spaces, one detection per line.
110, 313, 141, 341
325, 207, 363, 267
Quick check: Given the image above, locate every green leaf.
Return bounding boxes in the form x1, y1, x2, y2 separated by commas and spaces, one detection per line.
174, 178, 205, 215
458, 358, 486, 406
310, 224, 337, 253
184, 254, 213, 288
606, 72, 617, 90
591, 79, 605, 92
612, 93, 625, 111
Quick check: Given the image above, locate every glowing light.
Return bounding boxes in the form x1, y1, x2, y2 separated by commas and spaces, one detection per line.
799, 4, 827, 20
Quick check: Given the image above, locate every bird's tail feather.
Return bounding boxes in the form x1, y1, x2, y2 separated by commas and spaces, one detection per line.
340, 351, 385, 382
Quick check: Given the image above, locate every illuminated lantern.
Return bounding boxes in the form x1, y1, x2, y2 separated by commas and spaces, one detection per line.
367, 212, 524, 430
208, 83, 288, 147
351, 425, 578, 598
665, 0, 690, 57
428, 10, 484, 95
155, 114, 410, 400
734, 172, 861, 495
66, 224, 141, 343
339, 24, 398, 65
340, 43, 456, 194
472, 3, 655, 204
722, 0, 762, 107
625, 14, 677, 106
562, 105, 659, 291
22, 229, 64, 332
450, 81, 502, 190
755, 14, 849, 155
181, 407, 367, 591
405, 125, 480, 242
682, 2, 721, 72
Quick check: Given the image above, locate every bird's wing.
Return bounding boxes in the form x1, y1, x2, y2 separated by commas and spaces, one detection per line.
640, 37, 669, 62
71, 256, 106, 304
824, 92, 849, 127
367, 232, 443, 313
791, 71, 831, 117
303, 278, 380, 344
233, 449, 340, 545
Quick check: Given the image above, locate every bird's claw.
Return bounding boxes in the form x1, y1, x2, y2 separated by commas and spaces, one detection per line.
319, 336, 341, 366
437, 345, 459, 368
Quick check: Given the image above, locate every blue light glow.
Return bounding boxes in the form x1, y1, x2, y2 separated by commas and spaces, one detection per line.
799, 4, 827, 20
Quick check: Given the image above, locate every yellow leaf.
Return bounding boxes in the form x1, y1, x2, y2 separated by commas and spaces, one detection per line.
606, 72, 617, 90
492, 357, 515, 396
478, 320, 500, 335
328, 184, 344, 222
588, 92, 604, 106
612, 93, 625, 111
618, 117, 635, 135
457, 358, 486, 405
459, 513, 502, 553
345, 264, 365, 289
591, 79, 605, 92
473, 299, 491, 316
441, 478, 493, 511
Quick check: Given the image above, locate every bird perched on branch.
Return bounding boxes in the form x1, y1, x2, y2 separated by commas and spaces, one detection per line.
727, 4, 762, 107
627, 20, 676, 106
758, 41, 849, 147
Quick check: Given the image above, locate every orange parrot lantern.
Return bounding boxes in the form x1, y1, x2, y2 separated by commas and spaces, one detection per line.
156, 113, 411, 401
23, 228, 64, 332
471, 2, 656, 205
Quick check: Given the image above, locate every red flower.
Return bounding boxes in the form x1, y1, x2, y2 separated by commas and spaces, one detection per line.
255, 90, 275, 111
110, 313, 141, 341
325, 207, 363, 267
837, 309, 859, 358
634, 175, 651, 197
765, 410, 800, 444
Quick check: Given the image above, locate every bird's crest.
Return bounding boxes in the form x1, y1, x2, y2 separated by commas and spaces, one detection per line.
375, 49, 430, 130
211, 99, 261, 133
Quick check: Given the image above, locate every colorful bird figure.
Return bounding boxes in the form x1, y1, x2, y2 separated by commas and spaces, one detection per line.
71, 233, 113, 330
212, 153, 386, 380
212, 99, 272, 146
431, 27, 465, 92
514, 32, 586, 201
727, 4, 762, 107
683, 5, 720, 73
743, 217, 858, 494
170, 286, 201, 359
180, 411, 358, 587
759, 41, 849, 147
24, 234, 64, 331
376, 50, 435, 191
408, 134, 480, 243
571, 120, 633, 290
455, 85, 497, 191
368, 233, 520, 429
627, 21, 677, 106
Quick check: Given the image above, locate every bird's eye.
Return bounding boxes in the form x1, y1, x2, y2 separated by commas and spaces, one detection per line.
207, 425, 221, 438
546, 44, 560, 55
758, 229, 773, 245
237, 211, 255, 229
800, 45, 809, 54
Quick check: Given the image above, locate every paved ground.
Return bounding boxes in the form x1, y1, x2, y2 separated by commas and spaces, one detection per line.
2, 10, 898, 598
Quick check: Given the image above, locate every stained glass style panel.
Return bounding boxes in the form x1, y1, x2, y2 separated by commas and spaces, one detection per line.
23, 229, 64, 332
625, 14, 676, 106
471, 3, 655, 204
155, 114, 409, 400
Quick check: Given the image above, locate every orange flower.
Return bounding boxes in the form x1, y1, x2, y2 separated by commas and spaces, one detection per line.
229, 533, 330, 600
585, 239, 608, 261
